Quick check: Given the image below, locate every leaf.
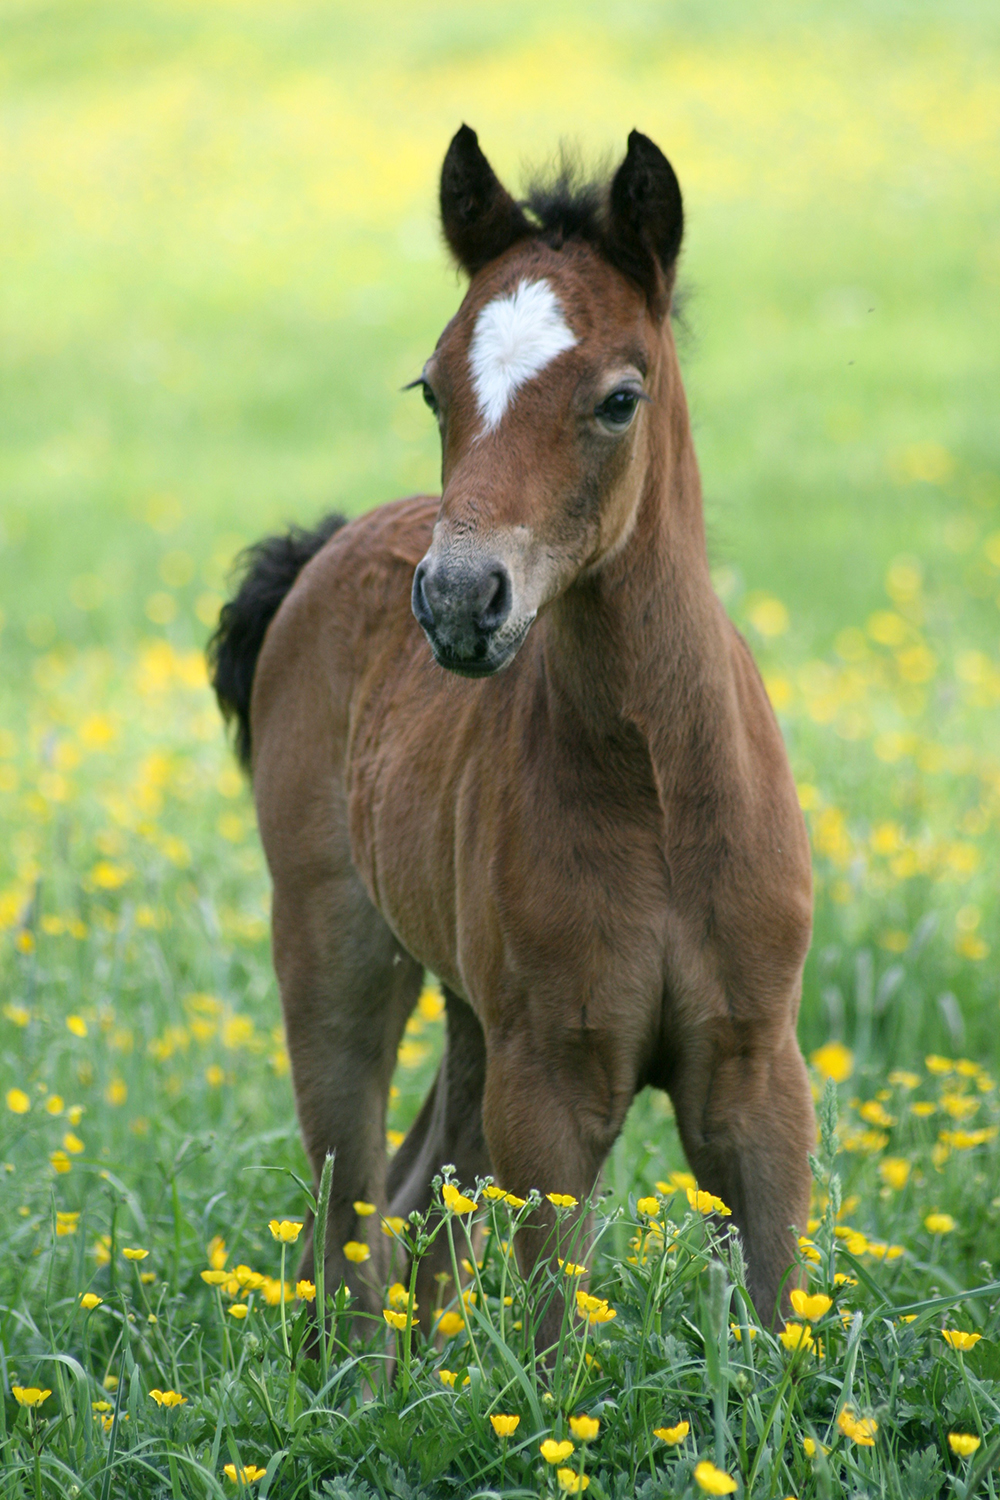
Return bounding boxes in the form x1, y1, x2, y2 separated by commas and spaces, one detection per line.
968, 1339, 1000, 1384
901, 1444, 943, 1500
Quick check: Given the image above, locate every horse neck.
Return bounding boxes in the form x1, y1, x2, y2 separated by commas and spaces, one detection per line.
542, 350, 740, 798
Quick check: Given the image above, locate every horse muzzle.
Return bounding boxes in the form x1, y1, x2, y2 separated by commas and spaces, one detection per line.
411, 552, 528, 677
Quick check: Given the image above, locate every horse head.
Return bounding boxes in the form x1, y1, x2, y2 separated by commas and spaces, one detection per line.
411, 125, 685, 677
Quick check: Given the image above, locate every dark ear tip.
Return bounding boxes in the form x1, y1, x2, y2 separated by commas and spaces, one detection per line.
447, 123, 480, 159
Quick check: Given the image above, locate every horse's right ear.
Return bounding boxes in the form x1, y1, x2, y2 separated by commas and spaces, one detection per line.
440, 125, 532, 276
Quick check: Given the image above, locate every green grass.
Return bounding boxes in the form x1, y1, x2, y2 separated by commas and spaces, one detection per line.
2, 1, 1000, 1494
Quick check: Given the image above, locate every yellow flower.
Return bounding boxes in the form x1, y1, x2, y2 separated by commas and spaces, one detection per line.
926, 1055, 953, 1075
201, 1269, 229, 1286
6, 1088, 30, 1114
778, 1322, 814, 1353
442, 1183, 478, 1214
569, 1414, 600, 1442
438, 1369, 457, 1387
694, 1460, 738, 1494
949, 1433, 982, 1457
206, 1064, 225, 1087
92, 1401, 113, 1413
559, 1260, 588, 1276
879, 1157, 911, 1190
436, 1310, 465, 1337
4, 1004, 31, 1027
353, 1200, 376, 1216
149, 1389, 186, 1407
729, 1324, 757, 1342
656, 1171, 697, 1193
343, 1240, 370, 1263
491, 1414, 520, 1437
223, 1465, 267, 1484
66, 1015, 88, 1038
942, 1330, 981, 1351
940, 1092, 979, 1120
45, 1095, 64, 1116
63, 1131, 85, 1154
383, 1309, 409, 1330
50, 1150, 72, 1174
790, 1290, 832, 1321
925, 1213, 956, 1234
208, 1235, 227, 1270
484, 1184, 507, 1200
810, 1042, 853, 1083
838, 1407, 877, 1445
888, 1070, 920, 1089
556, 1471, 589, 1494
380, 1216, 406, 1236
13, 1386, 52, 1408
574, 1289, 617, 1324
865, 1242, 904, 1262
228, 1303, 249, 1319
858, 1100, 894, 1128
636, 1196, 660, 1217
268, 1219, 303, 1243
940, 1128, 997, 1150
80, 1292, 103, 1310
540, 1439, 575, 1464
122, 1247, 149, 1261
56, 1211, 80, 1236
547, 1193, 578, 1209
803, 1436, 829, 1457
296, 1280, 316, 1301
504, 1192, 526, 1208
105, 1081, 127, 1106
654, 1421, 690, 1444
686, 1188, 732, 1217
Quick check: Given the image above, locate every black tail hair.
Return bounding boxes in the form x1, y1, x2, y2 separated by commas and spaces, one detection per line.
207, 513, 347, 772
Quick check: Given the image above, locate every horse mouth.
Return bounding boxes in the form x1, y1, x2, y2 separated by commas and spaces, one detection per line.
424, 616, 534, 679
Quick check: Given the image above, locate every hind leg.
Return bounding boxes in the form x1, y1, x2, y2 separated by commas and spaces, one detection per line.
386, 989, 492, 1330
271, 868, 422, 1315
669, 1023, 815, 1325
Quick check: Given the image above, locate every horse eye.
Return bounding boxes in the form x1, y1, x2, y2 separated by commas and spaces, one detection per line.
595, 389, 640, 431
421, 381, 440, 416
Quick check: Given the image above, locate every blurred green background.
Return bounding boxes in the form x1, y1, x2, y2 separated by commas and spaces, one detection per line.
2, 0, 1000, 1071
2, 0, 998, 670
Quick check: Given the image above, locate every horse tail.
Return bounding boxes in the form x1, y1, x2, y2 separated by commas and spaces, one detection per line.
208, 513, 347, 772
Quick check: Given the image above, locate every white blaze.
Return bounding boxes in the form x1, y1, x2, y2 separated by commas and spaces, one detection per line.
468, 279, 577, 431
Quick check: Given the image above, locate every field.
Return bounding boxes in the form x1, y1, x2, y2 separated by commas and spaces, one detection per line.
2, 1, 1000, 1494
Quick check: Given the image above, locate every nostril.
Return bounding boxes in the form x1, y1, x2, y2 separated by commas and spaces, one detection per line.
476, 568, 511, 633
411, 562, 435, 630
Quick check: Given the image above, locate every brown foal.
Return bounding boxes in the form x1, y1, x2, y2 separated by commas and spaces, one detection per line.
211, 126, 815, 1335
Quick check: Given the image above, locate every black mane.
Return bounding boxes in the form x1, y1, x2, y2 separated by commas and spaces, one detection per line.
521, 156, 610, 251
521, 156, 688, 327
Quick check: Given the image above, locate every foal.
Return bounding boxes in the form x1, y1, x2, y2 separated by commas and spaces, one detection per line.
212, 126, 815, 1332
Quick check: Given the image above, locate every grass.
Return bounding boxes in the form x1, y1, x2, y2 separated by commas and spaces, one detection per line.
2, 0, 1000, 1493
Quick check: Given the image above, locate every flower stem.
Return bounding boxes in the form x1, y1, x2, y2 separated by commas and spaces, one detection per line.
279, 1242, 290, 1359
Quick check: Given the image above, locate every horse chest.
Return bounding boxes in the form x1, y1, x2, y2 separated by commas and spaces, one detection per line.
348, 676, 671, 1019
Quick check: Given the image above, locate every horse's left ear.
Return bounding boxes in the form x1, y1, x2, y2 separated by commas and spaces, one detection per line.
440, 125, 533, 276
606, 131, 684, 319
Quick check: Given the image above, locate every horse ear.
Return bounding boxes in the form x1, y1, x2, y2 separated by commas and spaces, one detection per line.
440, 125, 533, 276
606, 131, 684, 317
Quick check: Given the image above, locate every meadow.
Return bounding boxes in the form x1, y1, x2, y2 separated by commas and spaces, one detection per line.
2, 1, 1000, 1494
